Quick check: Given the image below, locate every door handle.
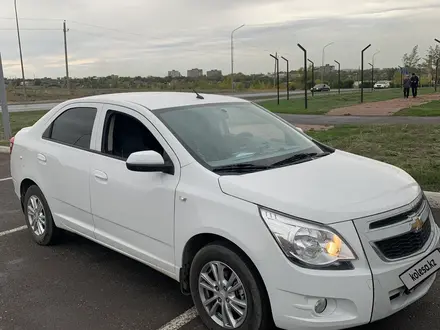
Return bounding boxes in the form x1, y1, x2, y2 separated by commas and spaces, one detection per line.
94, 170, 108, 182
37, 153, 47, 163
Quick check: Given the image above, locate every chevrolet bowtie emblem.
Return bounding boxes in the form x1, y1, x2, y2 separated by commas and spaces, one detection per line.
411, 217, 424, 232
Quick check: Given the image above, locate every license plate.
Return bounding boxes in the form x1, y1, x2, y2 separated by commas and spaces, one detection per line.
399, 249, 440, 291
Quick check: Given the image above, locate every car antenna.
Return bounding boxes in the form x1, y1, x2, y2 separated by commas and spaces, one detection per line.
193, 89, 204, 100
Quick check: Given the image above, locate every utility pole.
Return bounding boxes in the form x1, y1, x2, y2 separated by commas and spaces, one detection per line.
297, 44, 308, 109
273, 52, 277, 86
270, 54, 279, 105
0, 53, 12, 140
63, 20, 70, 93
334, 60, 341, 94
361, 44, 371, 103
281, 56, 289, 100
231, 24, 245, 92
308, 59, 314, 97
369, 63, 374, 91
14, 0, 26, 101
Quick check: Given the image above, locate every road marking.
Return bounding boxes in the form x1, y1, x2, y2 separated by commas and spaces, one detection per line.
0, 225, 27, 237
157, 307, 198, 330
0, 177, 12, 182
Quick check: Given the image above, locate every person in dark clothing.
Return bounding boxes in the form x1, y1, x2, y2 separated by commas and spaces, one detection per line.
403, 75, 411, 98
410, 73, 419, 97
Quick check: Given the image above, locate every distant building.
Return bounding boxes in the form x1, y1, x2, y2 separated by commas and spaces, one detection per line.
318, 64, 335, 73
206, 69, 222, 78
187, 68, 203, 78
168, 70, 181, 78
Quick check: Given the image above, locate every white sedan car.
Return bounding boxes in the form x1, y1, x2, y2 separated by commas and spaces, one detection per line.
373, 81, 391, 89
10, 92, 440, 330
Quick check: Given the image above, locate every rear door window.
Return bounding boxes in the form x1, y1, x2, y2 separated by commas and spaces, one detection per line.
44, 107, 97, 149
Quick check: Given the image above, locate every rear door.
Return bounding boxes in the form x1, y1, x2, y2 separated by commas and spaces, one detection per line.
38, 103, 101, 237
89, 104, 180, 276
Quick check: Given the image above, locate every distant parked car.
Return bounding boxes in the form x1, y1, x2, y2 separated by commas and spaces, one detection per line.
373, 81, 390, 89
311, 84, 330, 92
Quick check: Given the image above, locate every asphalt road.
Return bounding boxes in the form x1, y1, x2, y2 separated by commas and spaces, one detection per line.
3, 89, 358, 113
1, 152, 440, 330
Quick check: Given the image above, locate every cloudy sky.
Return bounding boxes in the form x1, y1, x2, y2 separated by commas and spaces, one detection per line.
0, 0, 439, 78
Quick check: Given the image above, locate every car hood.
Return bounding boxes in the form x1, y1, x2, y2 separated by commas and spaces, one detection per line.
218, 150, 421, 224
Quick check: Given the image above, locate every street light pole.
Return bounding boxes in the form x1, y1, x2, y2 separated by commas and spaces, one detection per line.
361, 44, 371, 103
231, 24, 245, 93
308, 59, 314, 97
14, 0, 27, 101
435, 38, 440, 44
369, 63, 374, 91
435, 58, 439, 92
398, 65, 403, 90
281, 56, 289, 100
372, 50, 380, 68
334, 60, 341, 95
321, 42, 334, 82
270, 54, 279, 105
298, 44, 308, 109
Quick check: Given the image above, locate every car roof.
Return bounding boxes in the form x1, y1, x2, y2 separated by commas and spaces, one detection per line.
72, 92, 248, 111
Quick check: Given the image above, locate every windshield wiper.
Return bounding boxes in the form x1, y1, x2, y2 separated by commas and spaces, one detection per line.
272, 152, 332, 167
212, 163, 273, 173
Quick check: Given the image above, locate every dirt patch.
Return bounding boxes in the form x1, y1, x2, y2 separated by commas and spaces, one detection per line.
326, 93, 440, 116
296, 124, 334, 132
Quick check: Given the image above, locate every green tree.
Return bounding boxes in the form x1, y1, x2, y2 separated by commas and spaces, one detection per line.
402, 45, 421, 72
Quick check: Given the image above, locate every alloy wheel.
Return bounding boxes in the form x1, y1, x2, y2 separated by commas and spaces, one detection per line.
198, 261, 248, 329
27, 195, 46, 236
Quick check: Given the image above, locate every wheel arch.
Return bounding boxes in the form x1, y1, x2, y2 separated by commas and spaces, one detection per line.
19, 178, 39, 212
179, 232, 272, 313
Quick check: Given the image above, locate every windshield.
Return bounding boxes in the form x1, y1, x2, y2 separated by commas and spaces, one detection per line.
155, 102, 327, 171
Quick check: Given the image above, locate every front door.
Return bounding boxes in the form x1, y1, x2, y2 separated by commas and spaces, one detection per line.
89, 104, 180, 276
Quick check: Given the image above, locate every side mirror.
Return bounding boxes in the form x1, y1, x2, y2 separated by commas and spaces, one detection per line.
296, 127, 304, 133
126, 150, 174, 174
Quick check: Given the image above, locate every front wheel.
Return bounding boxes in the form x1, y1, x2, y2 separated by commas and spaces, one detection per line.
190, 243, 273, 330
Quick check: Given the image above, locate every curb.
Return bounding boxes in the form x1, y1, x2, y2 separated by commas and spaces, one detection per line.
425, 191, 440, 209
0, 146, 9, 154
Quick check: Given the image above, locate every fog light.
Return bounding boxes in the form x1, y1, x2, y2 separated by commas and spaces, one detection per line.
314, 298, 327, 314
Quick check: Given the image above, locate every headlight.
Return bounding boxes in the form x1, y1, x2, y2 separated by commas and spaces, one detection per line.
260, 208, 357, 268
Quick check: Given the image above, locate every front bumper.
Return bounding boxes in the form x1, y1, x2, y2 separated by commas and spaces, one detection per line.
354, 201, 440, 322
266, 208, 439, 330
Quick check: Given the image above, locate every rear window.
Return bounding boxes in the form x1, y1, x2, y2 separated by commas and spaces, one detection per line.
44, 107, 97, 149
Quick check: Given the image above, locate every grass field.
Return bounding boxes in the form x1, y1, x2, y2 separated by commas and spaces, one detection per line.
308, 124, 440, 191
394, 100, 440, 116
260, 88, 438, 114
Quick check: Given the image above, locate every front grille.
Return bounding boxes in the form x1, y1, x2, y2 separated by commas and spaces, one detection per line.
369, 198, 424, 230
375, 219, 431, 260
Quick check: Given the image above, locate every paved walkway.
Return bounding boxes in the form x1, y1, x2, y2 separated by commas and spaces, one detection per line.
279, 113, 440, 126
326, 93, 440, 116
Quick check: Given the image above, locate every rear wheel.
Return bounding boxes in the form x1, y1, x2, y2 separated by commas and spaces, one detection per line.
190, 243, 272, 330
24, 185, 60, 245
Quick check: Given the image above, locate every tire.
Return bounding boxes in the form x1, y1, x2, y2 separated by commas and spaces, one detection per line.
190, 243, 273, 330
23, 185, 60, 245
